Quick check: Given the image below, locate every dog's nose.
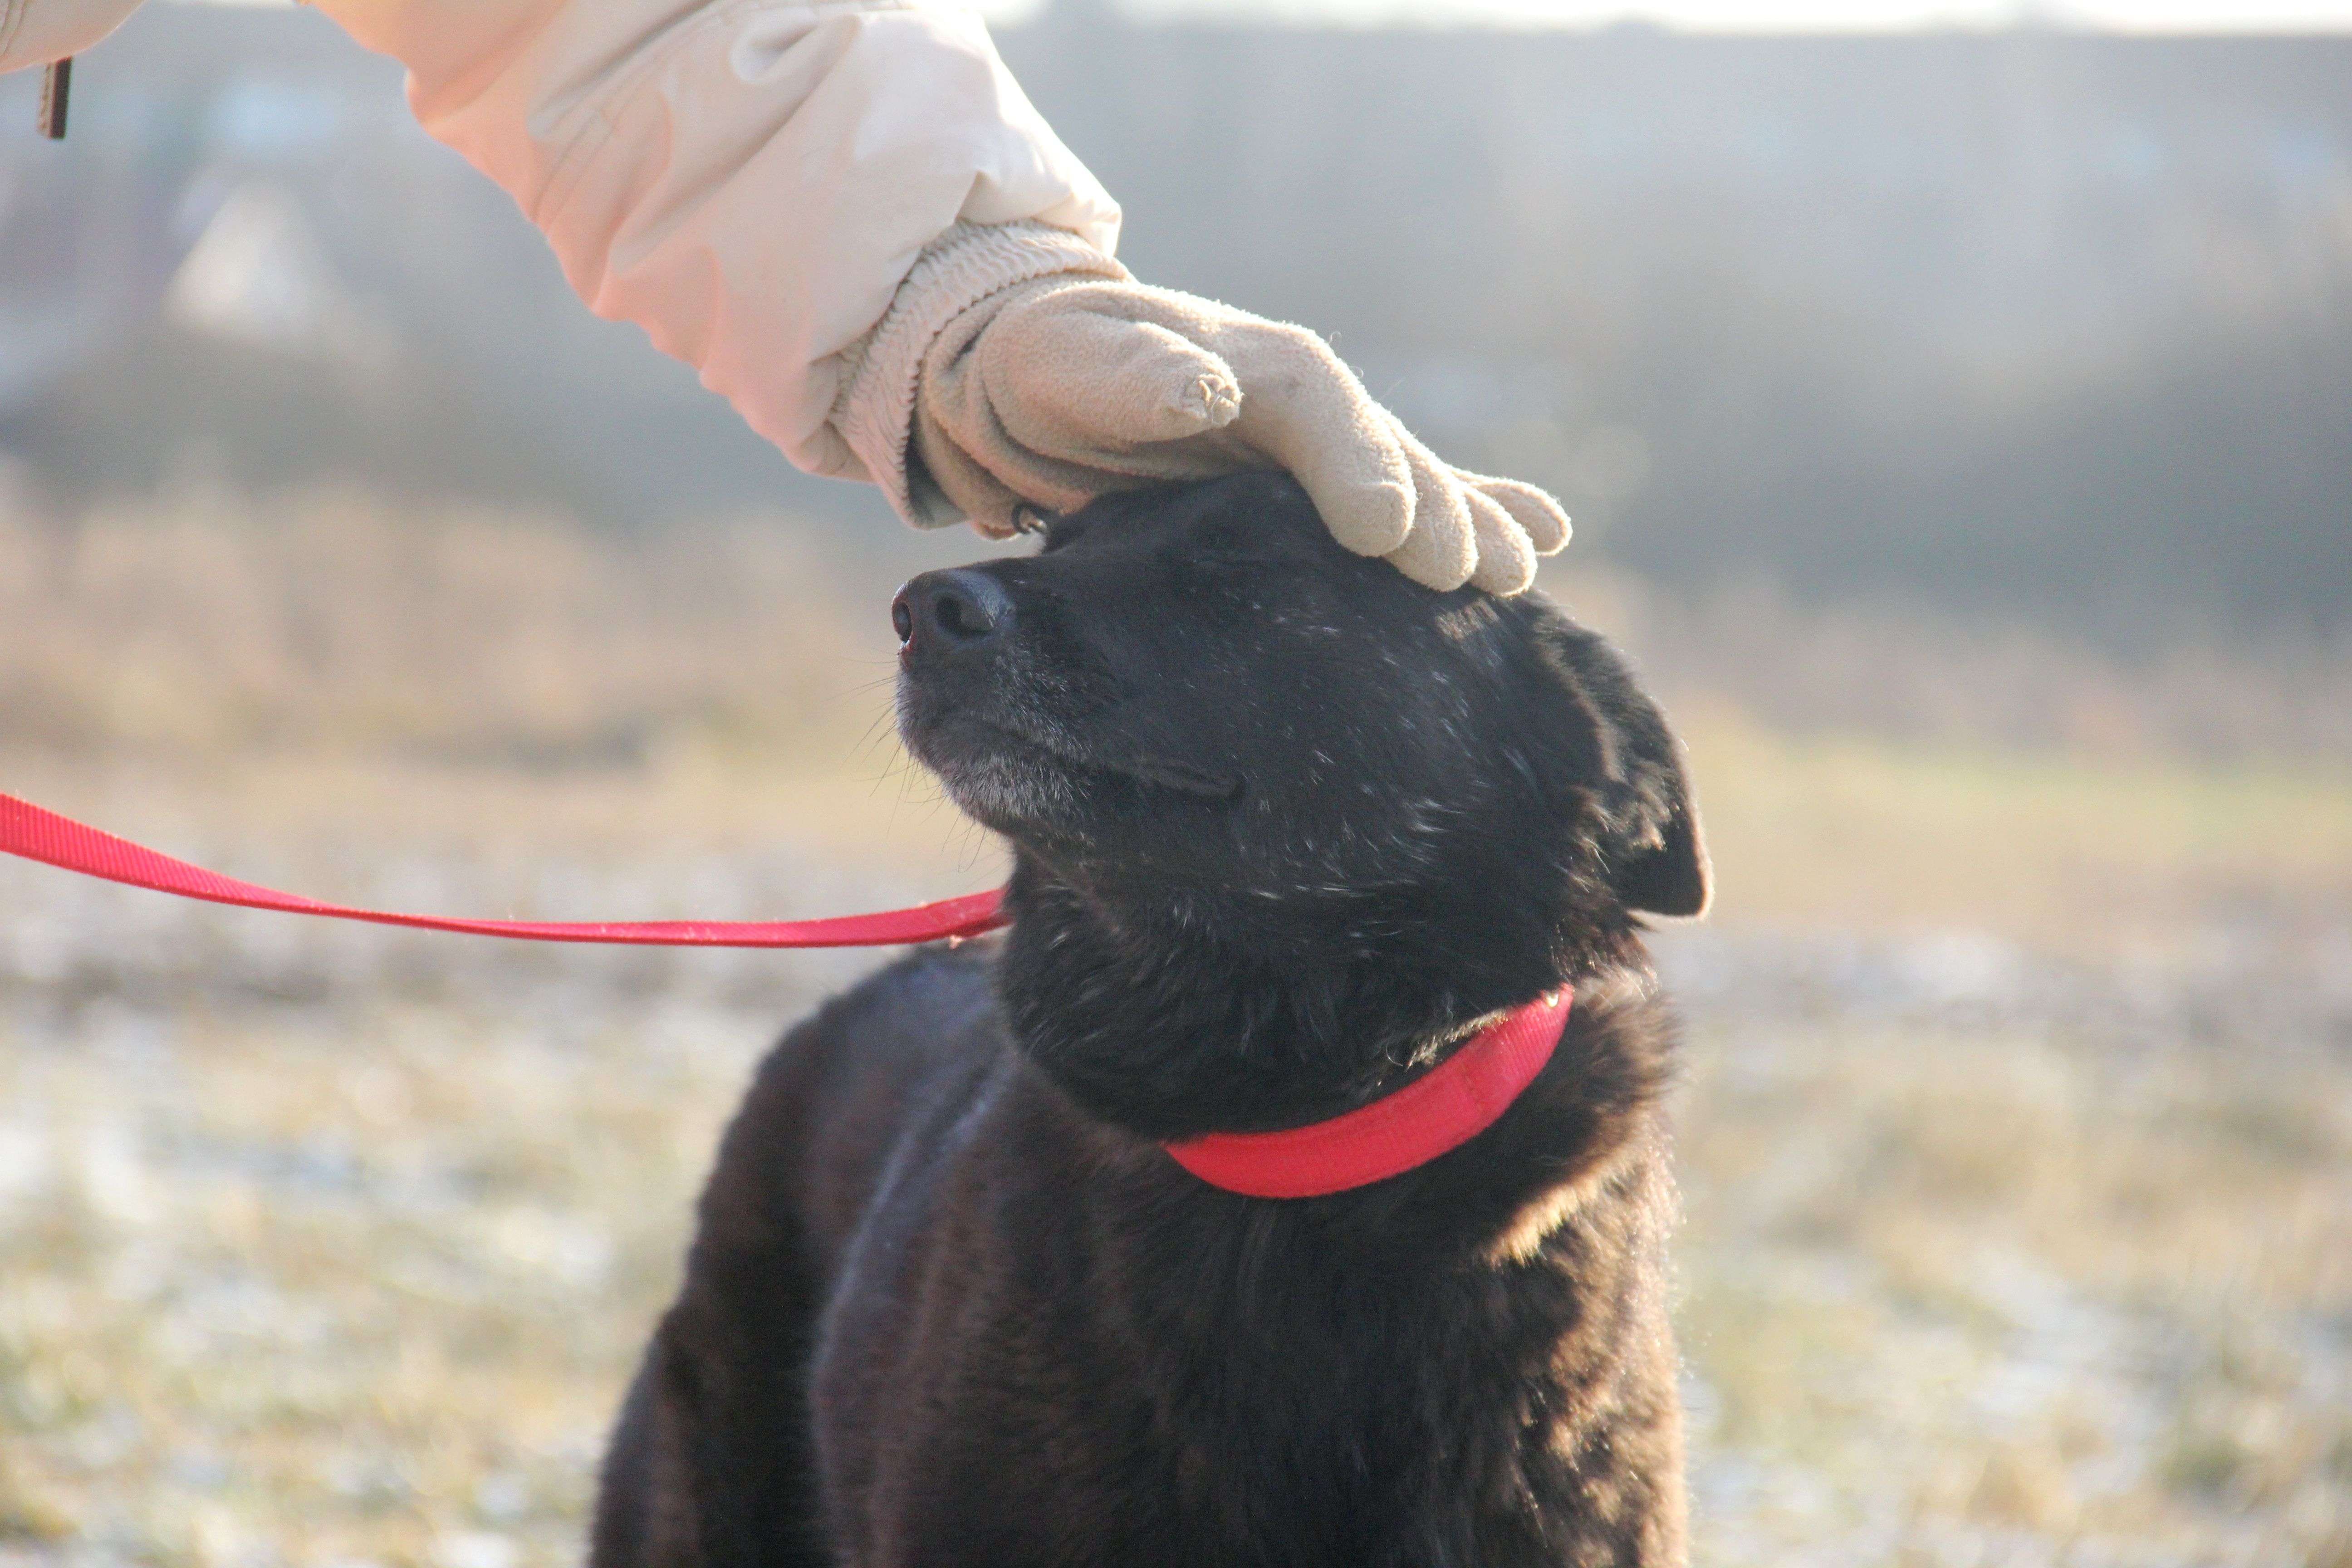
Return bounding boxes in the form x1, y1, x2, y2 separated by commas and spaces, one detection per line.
893, 568, 1013, 655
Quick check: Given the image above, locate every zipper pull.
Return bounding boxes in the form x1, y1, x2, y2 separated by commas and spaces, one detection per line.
38, 57, 71, 141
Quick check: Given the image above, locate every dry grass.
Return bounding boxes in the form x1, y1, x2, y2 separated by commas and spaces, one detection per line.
1673, 707, 2352, 954
1539, 567, 2352, 770
0, 490, 886, 764
2, 495, 2348, 1566
1668, 986, 2352, 1566
0, 1002, 702, 1565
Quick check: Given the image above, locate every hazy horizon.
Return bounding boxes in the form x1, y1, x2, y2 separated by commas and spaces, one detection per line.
158, 0, 2352, 33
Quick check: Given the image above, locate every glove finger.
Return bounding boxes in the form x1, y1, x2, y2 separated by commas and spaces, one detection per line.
978, 298, 1243, 457
1211, 321, 1416, 557
1380, 424, 1477, 592
1460, 471, 1572, 555
1464, 487, 1539, 596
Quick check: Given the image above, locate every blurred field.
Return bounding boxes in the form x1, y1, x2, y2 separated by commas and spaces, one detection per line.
2, 497, 2349, 1567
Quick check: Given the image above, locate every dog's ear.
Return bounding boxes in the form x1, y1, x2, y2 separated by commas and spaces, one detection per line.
1520, 611, 1712, 920
1611, 745, 1710, 919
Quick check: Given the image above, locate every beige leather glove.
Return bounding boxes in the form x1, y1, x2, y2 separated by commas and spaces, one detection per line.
837, 227, 1570, 596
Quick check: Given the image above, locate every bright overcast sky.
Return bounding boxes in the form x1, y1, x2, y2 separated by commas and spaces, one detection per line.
172, 0, 2352, 28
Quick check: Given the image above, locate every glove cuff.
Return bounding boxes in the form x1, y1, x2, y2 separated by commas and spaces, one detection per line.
833, 220, 1127, 528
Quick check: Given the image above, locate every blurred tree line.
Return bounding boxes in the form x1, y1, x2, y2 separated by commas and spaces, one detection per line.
2, 4, 2346, 640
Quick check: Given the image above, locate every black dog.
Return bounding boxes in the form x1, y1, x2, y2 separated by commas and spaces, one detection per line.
591, 473, 1707, 1567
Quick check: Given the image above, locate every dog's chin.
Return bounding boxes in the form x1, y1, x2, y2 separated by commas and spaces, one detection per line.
903, 712, 1091, 837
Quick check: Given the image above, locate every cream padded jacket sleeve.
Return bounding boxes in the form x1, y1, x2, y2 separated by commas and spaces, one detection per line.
0, 0, 1122, 487
312, 0, 1122, 482
0, 0, 142, 66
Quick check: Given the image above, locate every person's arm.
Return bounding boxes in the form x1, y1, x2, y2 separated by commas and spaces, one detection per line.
3, 0, 1116, 485
311, 0, 1120, 488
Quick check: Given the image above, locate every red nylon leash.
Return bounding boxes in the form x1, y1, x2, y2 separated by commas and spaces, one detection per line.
0, 792, 1007, 949
3, 789, 1568, 1200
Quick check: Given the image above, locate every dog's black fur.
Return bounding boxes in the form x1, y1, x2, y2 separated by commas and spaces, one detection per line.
590, 473, 1708, 1567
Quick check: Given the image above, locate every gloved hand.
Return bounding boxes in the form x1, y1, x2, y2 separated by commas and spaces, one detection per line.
916, 277, 1570, 594
838, 225, 1570, 596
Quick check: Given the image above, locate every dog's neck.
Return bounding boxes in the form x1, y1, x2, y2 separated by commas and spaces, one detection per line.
993, 852, 1641, 1143
992, 867, 1687, 1558
987, 850, 1689, 1560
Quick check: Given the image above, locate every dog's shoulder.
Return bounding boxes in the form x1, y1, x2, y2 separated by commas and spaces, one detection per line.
696, 940, 1009, 1272
805, 939, 1004, 1064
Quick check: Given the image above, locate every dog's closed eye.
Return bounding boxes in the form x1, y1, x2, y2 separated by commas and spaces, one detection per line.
1124, 757, 1245, 800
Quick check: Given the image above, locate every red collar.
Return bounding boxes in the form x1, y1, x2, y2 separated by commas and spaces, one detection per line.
1162, 990, 1573, 1199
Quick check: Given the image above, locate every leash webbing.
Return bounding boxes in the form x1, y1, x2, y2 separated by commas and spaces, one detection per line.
3, 789, 1582, 1198
0, 792, 1008, 949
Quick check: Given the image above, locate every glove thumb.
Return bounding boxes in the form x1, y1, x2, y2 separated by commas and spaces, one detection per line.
976, 293, 1243, 460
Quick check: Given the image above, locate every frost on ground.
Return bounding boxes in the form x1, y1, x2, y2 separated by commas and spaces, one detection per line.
1, 823, 2345, 1568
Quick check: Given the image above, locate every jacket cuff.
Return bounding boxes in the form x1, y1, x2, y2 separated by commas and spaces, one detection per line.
833, 219, 1127, 528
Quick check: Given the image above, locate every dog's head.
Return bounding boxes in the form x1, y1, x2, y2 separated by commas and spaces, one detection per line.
895, 473, 1705, 1135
